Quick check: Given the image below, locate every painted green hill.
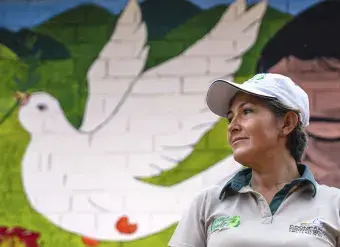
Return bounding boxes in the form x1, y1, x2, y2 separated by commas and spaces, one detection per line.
0, 43, 18, 59
0, 28, 70, 61
141, 0, 201, 39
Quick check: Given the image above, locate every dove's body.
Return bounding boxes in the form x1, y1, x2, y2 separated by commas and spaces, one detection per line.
18, 0, 267, 242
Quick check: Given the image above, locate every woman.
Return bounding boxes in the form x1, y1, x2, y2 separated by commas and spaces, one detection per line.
168, 73, 340, 247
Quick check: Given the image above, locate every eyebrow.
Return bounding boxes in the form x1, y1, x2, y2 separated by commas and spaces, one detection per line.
226, 102, 249, 117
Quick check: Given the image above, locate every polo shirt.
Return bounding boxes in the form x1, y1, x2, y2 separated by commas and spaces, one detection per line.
168, 164, 340, 247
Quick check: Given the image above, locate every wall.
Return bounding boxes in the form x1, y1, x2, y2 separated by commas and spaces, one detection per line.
0, 0, 339, 247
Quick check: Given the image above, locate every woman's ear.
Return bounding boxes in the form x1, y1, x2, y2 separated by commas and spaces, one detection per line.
282, 111, 299, 136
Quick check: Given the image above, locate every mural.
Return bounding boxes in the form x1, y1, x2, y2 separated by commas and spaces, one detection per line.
0, 0, 339, 246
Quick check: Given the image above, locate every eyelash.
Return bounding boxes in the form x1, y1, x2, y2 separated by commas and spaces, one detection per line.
227, 108, 253, 123
243, 108, 252, 114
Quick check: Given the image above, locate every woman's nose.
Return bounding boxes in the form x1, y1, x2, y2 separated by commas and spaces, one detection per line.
228, 118, 241, 133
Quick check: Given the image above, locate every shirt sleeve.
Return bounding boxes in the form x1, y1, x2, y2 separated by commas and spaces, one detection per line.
168, 190, 209, 247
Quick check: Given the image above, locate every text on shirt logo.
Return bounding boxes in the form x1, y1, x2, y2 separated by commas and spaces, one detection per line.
210, 216, 241, 234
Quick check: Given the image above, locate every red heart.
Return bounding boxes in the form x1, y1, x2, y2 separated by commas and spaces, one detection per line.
81, 236, 100, 246
116, 216, 138, 234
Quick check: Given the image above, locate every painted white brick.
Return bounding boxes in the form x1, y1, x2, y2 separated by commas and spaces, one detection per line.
180, 111, 219, 130
71, 194, 98, 213
149, 213, 183, 230
80, 95, 123, 128
127, 152, 179, 176
154, 130, 205, 151
125, 191, 180, 212
144, 57, 208, 76
171, 175, 205, 193
38, 153, 54, 172
183, 40, 235, 57
209, 57, 242, 74
22, 151, 43, 173
176, 195, 199, 211
182, 75, 220, 93
208, 21, 246, 38
100, 42, 141, 59
71, 193, 125, 213
236, 35, 259, 53
65, 172, 131, 190
32, 135, 90, 152
87, 59, 107, 79
108, 58, 145, 77
91, 134, 153, 152
102, 96, 121, 115
118, 95, 206, 117
93, 116, 129, 136
89, 77, 133, 96
36, 194, 71, 213
128, 116, 179, 134
127, 149, 191, 172
60, 213, 96, 234
44, 116, 78, 134
23, 172, 65, 192
112, 23, 146, 42
84, 94, 105, 113
210, 26, 260, 45
81, 96, 106, 131
132, 77, 181, 94
51, 154, 127, 173
89, 193, 125, 212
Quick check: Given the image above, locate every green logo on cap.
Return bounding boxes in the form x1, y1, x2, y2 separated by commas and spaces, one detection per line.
253, 74, 265, 80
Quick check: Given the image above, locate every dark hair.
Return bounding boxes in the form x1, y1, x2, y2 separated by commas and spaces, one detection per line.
263, 98, 308, 162
256, 0, 340, 73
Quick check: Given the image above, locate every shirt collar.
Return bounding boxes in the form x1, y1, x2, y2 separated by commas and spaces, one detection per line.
219, 164, 317, 200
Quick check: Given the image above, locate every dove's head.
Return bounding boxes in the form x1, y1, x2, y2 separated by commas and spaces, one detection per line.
16, 91, 73, 134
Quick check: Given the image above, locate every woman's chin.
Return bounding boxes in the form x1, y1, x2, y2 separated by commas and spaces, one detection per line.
233, 149, 253, 166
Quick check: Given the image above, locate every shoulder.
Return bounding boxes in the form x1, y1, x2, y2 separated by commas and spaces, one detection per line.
315, 183, 340, 206
316, 184, 340, 197
185, 179, 230, 215
192, 184, 224, 207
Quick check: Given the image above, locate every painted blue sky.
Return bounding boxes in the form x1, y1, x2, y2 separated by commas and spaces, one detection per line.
0, 0, 321, 31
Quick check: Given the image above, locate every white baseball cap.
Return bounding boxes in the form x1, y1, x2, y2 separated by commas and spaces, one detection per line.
206, 73, 310, 127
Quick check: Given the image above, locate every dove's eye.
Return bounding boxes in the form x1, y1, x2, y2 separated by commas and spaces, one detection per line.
36, 103, 48, 112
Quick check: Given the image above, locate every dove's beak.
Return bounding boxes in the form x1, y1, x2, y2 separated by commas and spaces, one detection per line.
13, 91, 30, 106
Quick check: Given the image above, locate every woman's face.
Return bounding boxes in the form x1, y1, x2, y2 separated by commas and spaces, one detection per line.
227, 92, 282, 165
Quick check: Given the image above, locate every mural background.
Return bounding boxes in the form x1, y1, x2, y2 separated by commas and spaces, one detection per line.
0, 0, 337, 246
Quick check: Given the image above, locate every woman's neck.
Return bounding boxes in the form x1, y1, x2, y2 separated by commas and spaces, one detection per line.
249, 153, 300, 202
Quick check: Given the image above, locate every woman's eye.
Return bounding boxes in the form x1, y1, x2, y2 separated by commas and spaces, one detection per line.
243, 108, 253, 114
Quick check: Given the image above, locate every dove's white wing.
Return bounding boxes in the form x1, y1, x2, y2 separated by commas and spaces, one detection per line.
90, 0, 267, 178
80, 0, 149, 132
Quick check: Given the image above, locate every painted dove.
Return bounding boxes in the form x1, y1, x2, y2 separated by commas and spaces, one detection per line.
18, 0, 267, 242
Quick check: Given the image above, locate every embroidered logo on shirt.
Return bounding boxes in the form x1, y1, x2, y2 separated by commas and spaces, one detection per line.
210, 216, 240, 234
289, 217, 328, 240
